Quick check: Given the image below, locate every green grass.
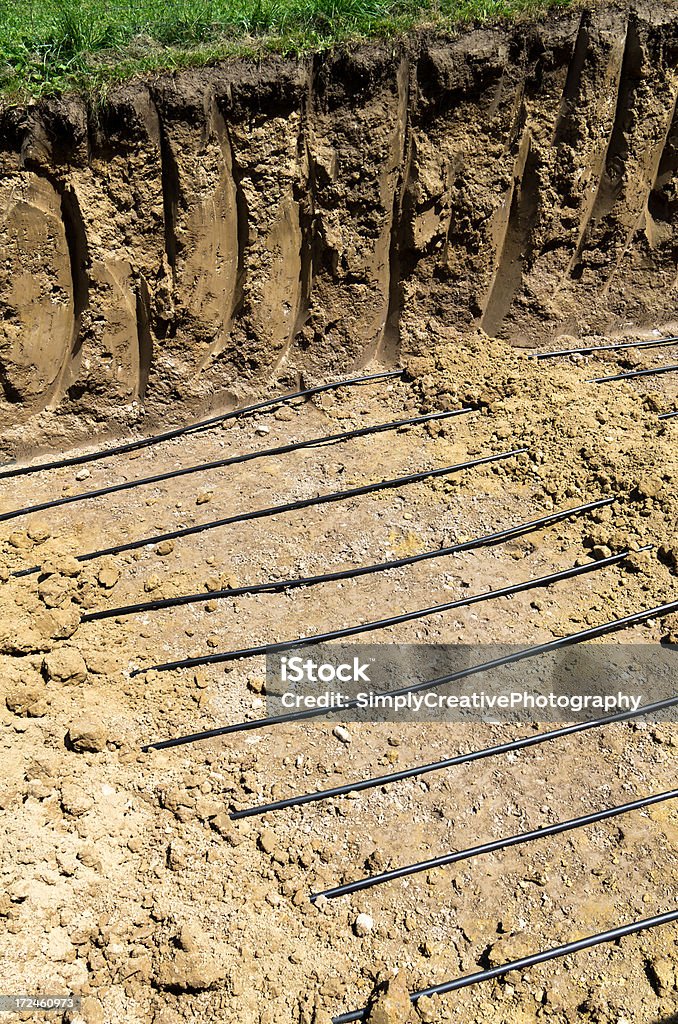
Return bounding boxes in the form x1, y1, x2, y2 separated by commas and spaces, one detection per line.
0, 0, 573, 100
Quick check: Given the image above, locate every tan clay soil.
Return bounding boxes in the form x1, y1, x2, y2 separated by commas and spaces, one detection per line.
0, 332, 676, 1024
1, 2, 678, 450
1, 3, 677, 1020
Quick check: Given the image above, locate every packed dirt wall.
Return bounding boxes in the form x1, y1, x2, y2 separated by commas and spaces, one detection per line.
0, 2, 677, 447
1, 7, 678, 1022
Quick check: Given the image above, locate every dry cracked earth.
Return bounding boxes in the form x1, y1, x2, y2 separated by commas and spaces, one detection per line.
0, 328, 677, 1024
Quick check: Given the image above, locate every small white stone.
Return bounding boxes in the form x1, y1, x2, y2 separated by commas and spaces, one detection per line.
354, 913, 373, 936
255, 425, 271, 436
75, 468, 91, 481
333, 725, 351, 744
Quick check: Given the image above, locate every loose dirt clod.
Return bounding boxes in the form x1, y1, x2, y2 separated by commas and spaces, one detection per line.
40, 556, 82, 578
366, 972, 417, 1024
97, 566, 120, 589
43, 648, 88, 684
66, 718, 108, 752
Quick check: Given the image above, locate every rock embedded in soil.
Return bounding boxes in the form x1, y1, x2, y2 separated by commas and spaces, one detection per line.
354, 913, 374, 937
333, 725, 352, 744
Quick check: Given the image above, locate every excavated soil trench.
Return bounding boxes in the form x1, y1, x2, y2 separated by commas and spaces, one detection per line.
0, 5, 677, 1024
0, 356, 676, 1024
1, 2, 678, 451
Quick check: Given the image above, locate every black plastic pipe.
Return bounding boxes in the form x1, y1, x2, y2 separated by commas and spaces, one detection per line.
659, 409, 678, 420
14, 448, 527, 578
313, 789, 678, 901
84, 496, 615, 623
587, 363, 678, 383
140, 596, 676, 752
135, 547, 638, 675
0, 369, 403, 481
332, 910, 678, 1023
230, 693, 678, 818
534, 335, 678, 359
0, 408, 470, 525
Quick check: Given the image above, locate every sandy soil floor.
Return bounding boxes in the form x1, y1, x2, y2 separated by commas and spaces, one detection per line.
0, 332, 676, 1024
